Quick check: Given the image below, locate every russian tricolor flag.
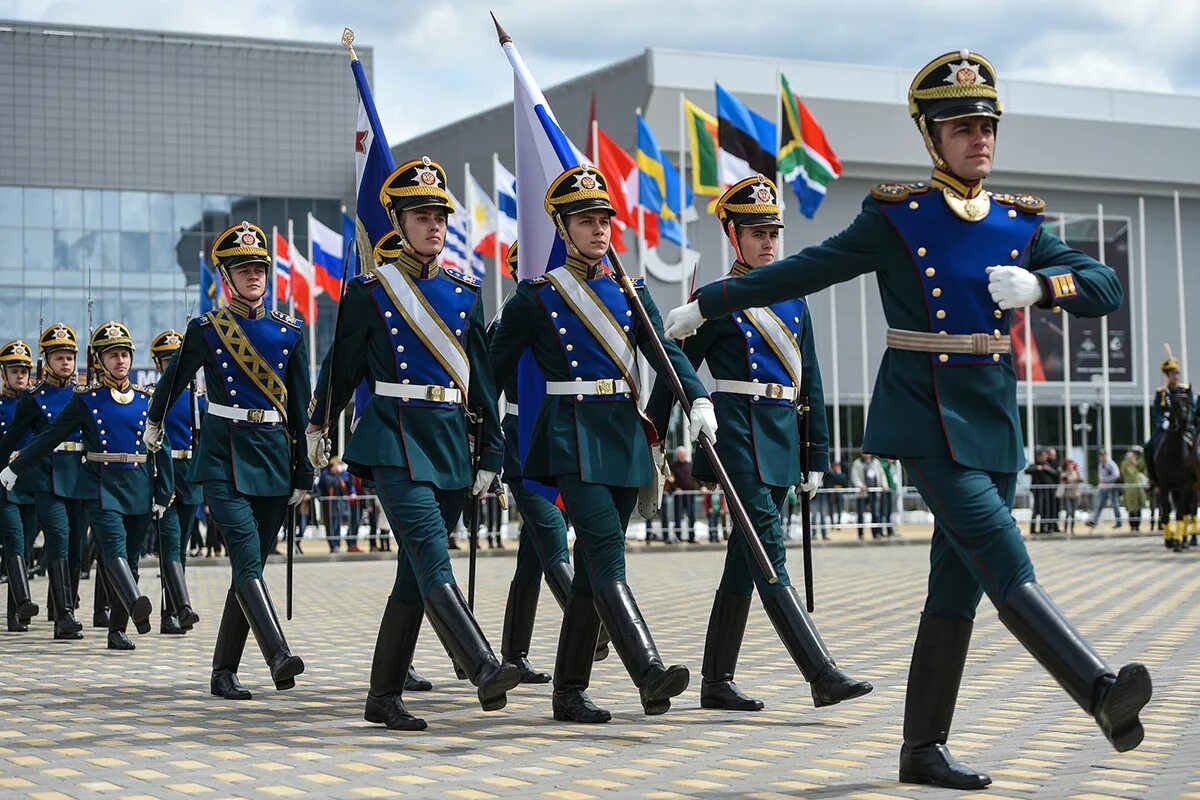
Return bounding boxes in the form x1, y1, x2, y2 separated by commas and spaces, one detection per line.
308, 213, 344, 299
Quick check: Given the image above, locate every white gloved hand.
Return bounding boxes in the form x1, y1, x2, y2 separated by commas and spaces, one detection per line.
143, 420, 164, 453
471, 469, 497, 498
798, 470, 823, 501
289, 488, 308, 506
664, 300, 704, 340
689, 397, 718, 444
152, 503, 168, 519
638, 444, 669, 520
986, 265, 1043, 310
1, 466, 17, 491
306, 428, 330, 470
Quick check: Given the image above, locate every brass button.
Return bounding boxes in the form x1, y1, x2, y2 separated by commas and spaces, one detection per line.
932, 288, 942, 298
1010, 249, 1020, 259
1052, 306, 1062, 313
1008, 209, 1017, 218
909, 201, 919, 210
936, 309, 946, 319
993, 353, 1001, 362
917, 247, 927, 257
939, 354, 949, 363
938, 330, 948, 336
994, 309, 1003, 319
925, 267, 936, 277
993, 329, 1001, 337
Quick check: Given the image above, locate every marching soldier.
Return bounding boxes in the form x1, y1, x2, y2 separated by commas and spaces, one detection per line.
307, 157, 518, 732
490, 165, 715, 722
647, 176, 872, 712
665, 50, 1148, 789
0, 323, 89, 640
491, 241, 609, 684
145, 222, 311, 698
1144, 346, 1190, 487
150, 330, 204, 634
1, 322, 172, 650
1, 340, 40, 631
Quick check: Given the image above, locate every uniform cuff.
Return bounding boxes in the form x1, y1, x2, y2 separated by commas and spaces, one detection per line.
479, 450, 504, 475
1034, 269, 1078, 309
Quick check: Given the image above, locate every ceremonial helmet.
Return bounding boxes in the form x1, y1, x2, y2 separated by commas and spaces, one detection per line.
908, 50, 1002, 169
715, 174, 785, 231
211, 221, 272, 301
378, 156, 455, 262
504, 240, 519, 282
90, 321, 135, 357
0, 340, 34, 370
151, 329, 184, 364
544, 165, 617, 219
1162, 344, 1181, 374
39, 323, 78, 356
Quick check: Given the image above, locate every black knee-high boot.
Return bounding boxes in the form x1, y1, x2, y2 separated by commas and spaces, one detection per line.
92, 557, 110, 628
544, 561, 609, 661
501, 581, 551, 683
211, 588, 252, 699
48, 560, 82, 639
423, 583, 520, 711
364, 597, 428, 731
162, 560, 200, 630
551, 588, 610, 723
107, 599, 135, 650
4, 554, 38, 625
592, 582, 689, 715
235, 578, 304, 691
102, 557, 151, 634
700, 592, 763, 711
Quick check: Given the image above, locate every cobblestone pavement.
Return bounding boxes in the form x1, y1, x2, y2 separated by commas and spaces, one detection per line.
1, 537, 1196, 799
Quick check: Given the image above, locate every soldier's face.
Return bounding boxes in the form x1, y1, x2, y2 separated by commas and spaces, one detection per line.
1168, 370, 1180, 387
935, 117, 995, 180
400, 208, 447, 258
564, 211, 611, 261
101, 347, 132, 380
736, 226, 780, 267
47, 350, 75, 378
4, 365, 30, 392
229, 263, 268, 301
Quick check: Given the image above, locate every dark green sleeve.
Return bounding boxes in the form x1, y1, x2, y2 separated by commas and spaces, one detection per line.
1027, 227, 1124, 316
466, 295, 503, 474
636, 286, 708, 405
645, 318, 717, 440
149, 321, 207, 424
698, 200, 887, 319
310, 281, 370, 428
0, 393, 43, 464
286, 331, 314, 491
12, 395, 86, 472
799, 304, 830, 472
489, 285, 538, 393
154, 447, 173, 506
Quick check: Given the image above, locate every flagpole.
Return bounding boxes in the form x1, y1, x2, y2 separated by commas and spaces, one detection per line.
271, 225, 279, 313
1138, 197, 1150, 440
492, 152, 503, 311
829, 284, 841, 463
1174, 190, 1188, 380
633, 108, 652, 402
676, 92, 693, 453
1097, 202, 1112, 458
774, 68, 785, 255
858, 274, 869, 433
464, 160, 475, 287
1060, 216, 1072, 455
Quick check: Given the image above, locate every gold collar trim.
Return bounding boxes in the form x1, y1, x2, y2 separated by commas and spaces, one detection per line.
730, 261, 753, 277
930, 168, 984, 199
2, 385, 20, 398
43, 373, 73, 388
564, 255, 604, 281
394, 250, 440, 279
227, 298, 267, 320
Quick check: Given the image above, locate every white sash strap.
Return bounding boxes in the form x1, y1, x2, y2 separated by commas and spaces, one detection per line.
546, 267, 639, 396
744, 306, 804, 387
376, 263, 471, 396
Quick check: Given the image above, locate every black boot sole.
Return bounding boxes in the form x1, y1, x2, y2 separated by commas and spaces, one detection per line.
899, 769, 992, 790
17, 601, 39, 619
1097, 663, 1152, 752
271, 655, 305, 691
478, 662, 522, 711
641, 666, 690, 715
131, 596, 153, 634
178, 609, 200, 630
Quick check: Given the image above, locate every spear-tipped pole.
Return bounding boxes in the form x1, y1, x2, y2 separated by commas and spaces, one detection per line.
341, 27, 358, 61
490, 12, 511, 44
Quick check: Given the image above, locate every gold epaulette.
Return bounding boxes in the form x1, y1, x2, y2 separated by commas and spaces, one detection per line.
444, 268, 481, 288
357, 271, 378, 285
134, 384, 153, 396
270, 310, 302, 329
871, 182, 931, 203
990, 191, 1046, 214
525, 274, 550, 286
74, 383, 97, 394
196, 314, 213, 327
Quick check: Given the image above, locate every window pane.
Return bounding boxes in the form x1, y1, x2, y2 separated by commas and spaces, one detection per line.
119, 232, 150, 272
120, 192, 149, 232
101, 233, 120, 272
102, 191, 121, 230
0, 186, 22, 227
24, 188, 53, 228
149, 192, 173, 232
150, 232, 177, 273
24, 227, 52, 270
83, 190, 104, 230
54, 229, 91, 272
174, 194, 203, 233
0, 228, 22, 268
203, 194, 231, 214
53, 189, 83, 229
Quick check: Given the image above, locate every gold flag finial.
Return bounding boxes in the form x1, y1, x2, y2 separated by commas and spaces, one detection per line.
342, 27, 358, 61
491, 12, 511, 45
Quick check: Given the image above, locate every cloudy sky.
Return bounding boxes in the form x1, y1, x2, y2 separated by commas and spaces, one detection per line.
4, 0, 1199, 142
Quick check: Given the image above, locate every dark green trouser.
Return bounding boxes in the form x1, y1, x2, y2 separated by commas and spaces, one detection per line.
903, 457, 1035, 621
34, 493, 86, 564
509, 480, 571, 587
202, 480, 288, 591
372, 466, 466, 604
717, 472, 793, 599
86, 502, 150, 568
1, 498, 36, 558
556, 476, 637, 600
158, 502, 198, 566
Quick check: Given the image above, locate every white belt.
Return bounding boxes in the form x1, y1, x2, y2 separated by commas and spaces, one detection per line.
54, 442, 82, 452
545, 379, 631, 397
86, 452, 147, 464
714, 379, 797, 401
375, 381, 463, 405
208, 402, 283, 424
171, 449, 193, 460
504, 402, 519, 417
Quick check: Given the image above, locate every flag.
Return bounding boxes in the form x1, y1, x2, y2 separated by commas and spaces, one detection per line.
716, 83, 777, 188
779, 74, 843, 219
636, 115, 692, 246
683, 97, 720, 197
275, 230, 316, 323
441, 189, 483, 278
199, 251, 222, 314
466, 173, 501, 261
308, 214, 345, 298
272, 230, 291, 306
495, 158, 520, 256
349, 54, 396, 271
592, 126, 634, 253
341, 213, 358, 277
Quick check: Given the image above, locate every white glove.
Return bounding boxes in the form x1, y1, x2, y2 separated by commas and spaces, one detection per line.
986, 265, 1043, 310
638, 444, 669, 520
1, 466, 17, 491
798, 470, 823, 501
152, 503, 168, 520
306, 428, 330, 470
665, 300, 704, 340
143, 421, 164, 453
689, 397, 718, 444
471, 469, 497, 498
289, 488, 308, 506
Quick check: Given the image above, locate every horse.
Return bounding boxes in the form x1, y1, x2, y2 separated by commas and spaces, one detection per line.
1151, 385, 1197, 552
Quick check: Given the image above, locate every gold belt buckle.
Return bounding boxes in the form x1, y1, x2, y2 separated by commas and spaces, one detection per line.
595, 379, 615, 395
426, 385, 446, 402
765, 383, 784, 400
247, 409, 266, 424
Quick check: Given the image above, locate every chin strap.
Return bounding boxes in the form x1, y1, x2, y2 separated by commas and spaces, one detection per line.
553, 215, 584, 260
387, 208, 441, 270
725, 221, 748, 265
916, 115, 950, 172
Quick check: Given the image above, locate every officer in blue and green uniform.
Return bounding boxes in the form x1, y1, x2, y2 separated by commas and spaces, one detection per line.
648, 176, 872, 713
666, 50, 1149, 790
1145, 348, 1190, 487
2, 321, 172, 650
0, 323, 89, 639
0, 340, 40, 632
308, 156, 518, 733
491, 241, 609, 684
150, 329, 205, 635
146, 221, 311, 699
490, 165, 716, 723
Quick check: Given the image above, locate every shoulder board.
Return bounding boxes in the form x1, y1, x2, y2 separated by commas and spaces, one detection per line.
134, 384, 153, 396
356, 271, 379, 285
196, 313, 213, 327
74, 383, 94, 394
989, 191, 1046, 214
30, 380, 45, 392
871, 182, 930, 203
270, 310, 302, 329
443, 268, 481, 288
523, 274, 551, 287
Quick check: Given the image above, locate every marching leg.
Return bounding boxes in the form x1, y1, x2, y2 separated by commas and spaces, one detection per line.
423, 583, 520, 711
364, 596, 428, 731
92, 556, 110, 628
210, 588, 252, 700
592, 581, 690, 716
501, 580, 552, 684
551, 571, 610, 724
700, 591, 763, 711
48, 559, 82, 639
236, 578, 305, 691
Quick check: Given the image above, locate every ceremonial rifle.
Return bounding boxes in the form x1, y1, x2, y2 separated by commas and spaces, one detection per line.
799, 395, 815, 612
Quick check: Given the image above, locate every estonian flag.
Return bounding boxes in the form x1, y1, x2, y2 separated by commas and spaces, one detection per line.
716, 83, 777, 188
